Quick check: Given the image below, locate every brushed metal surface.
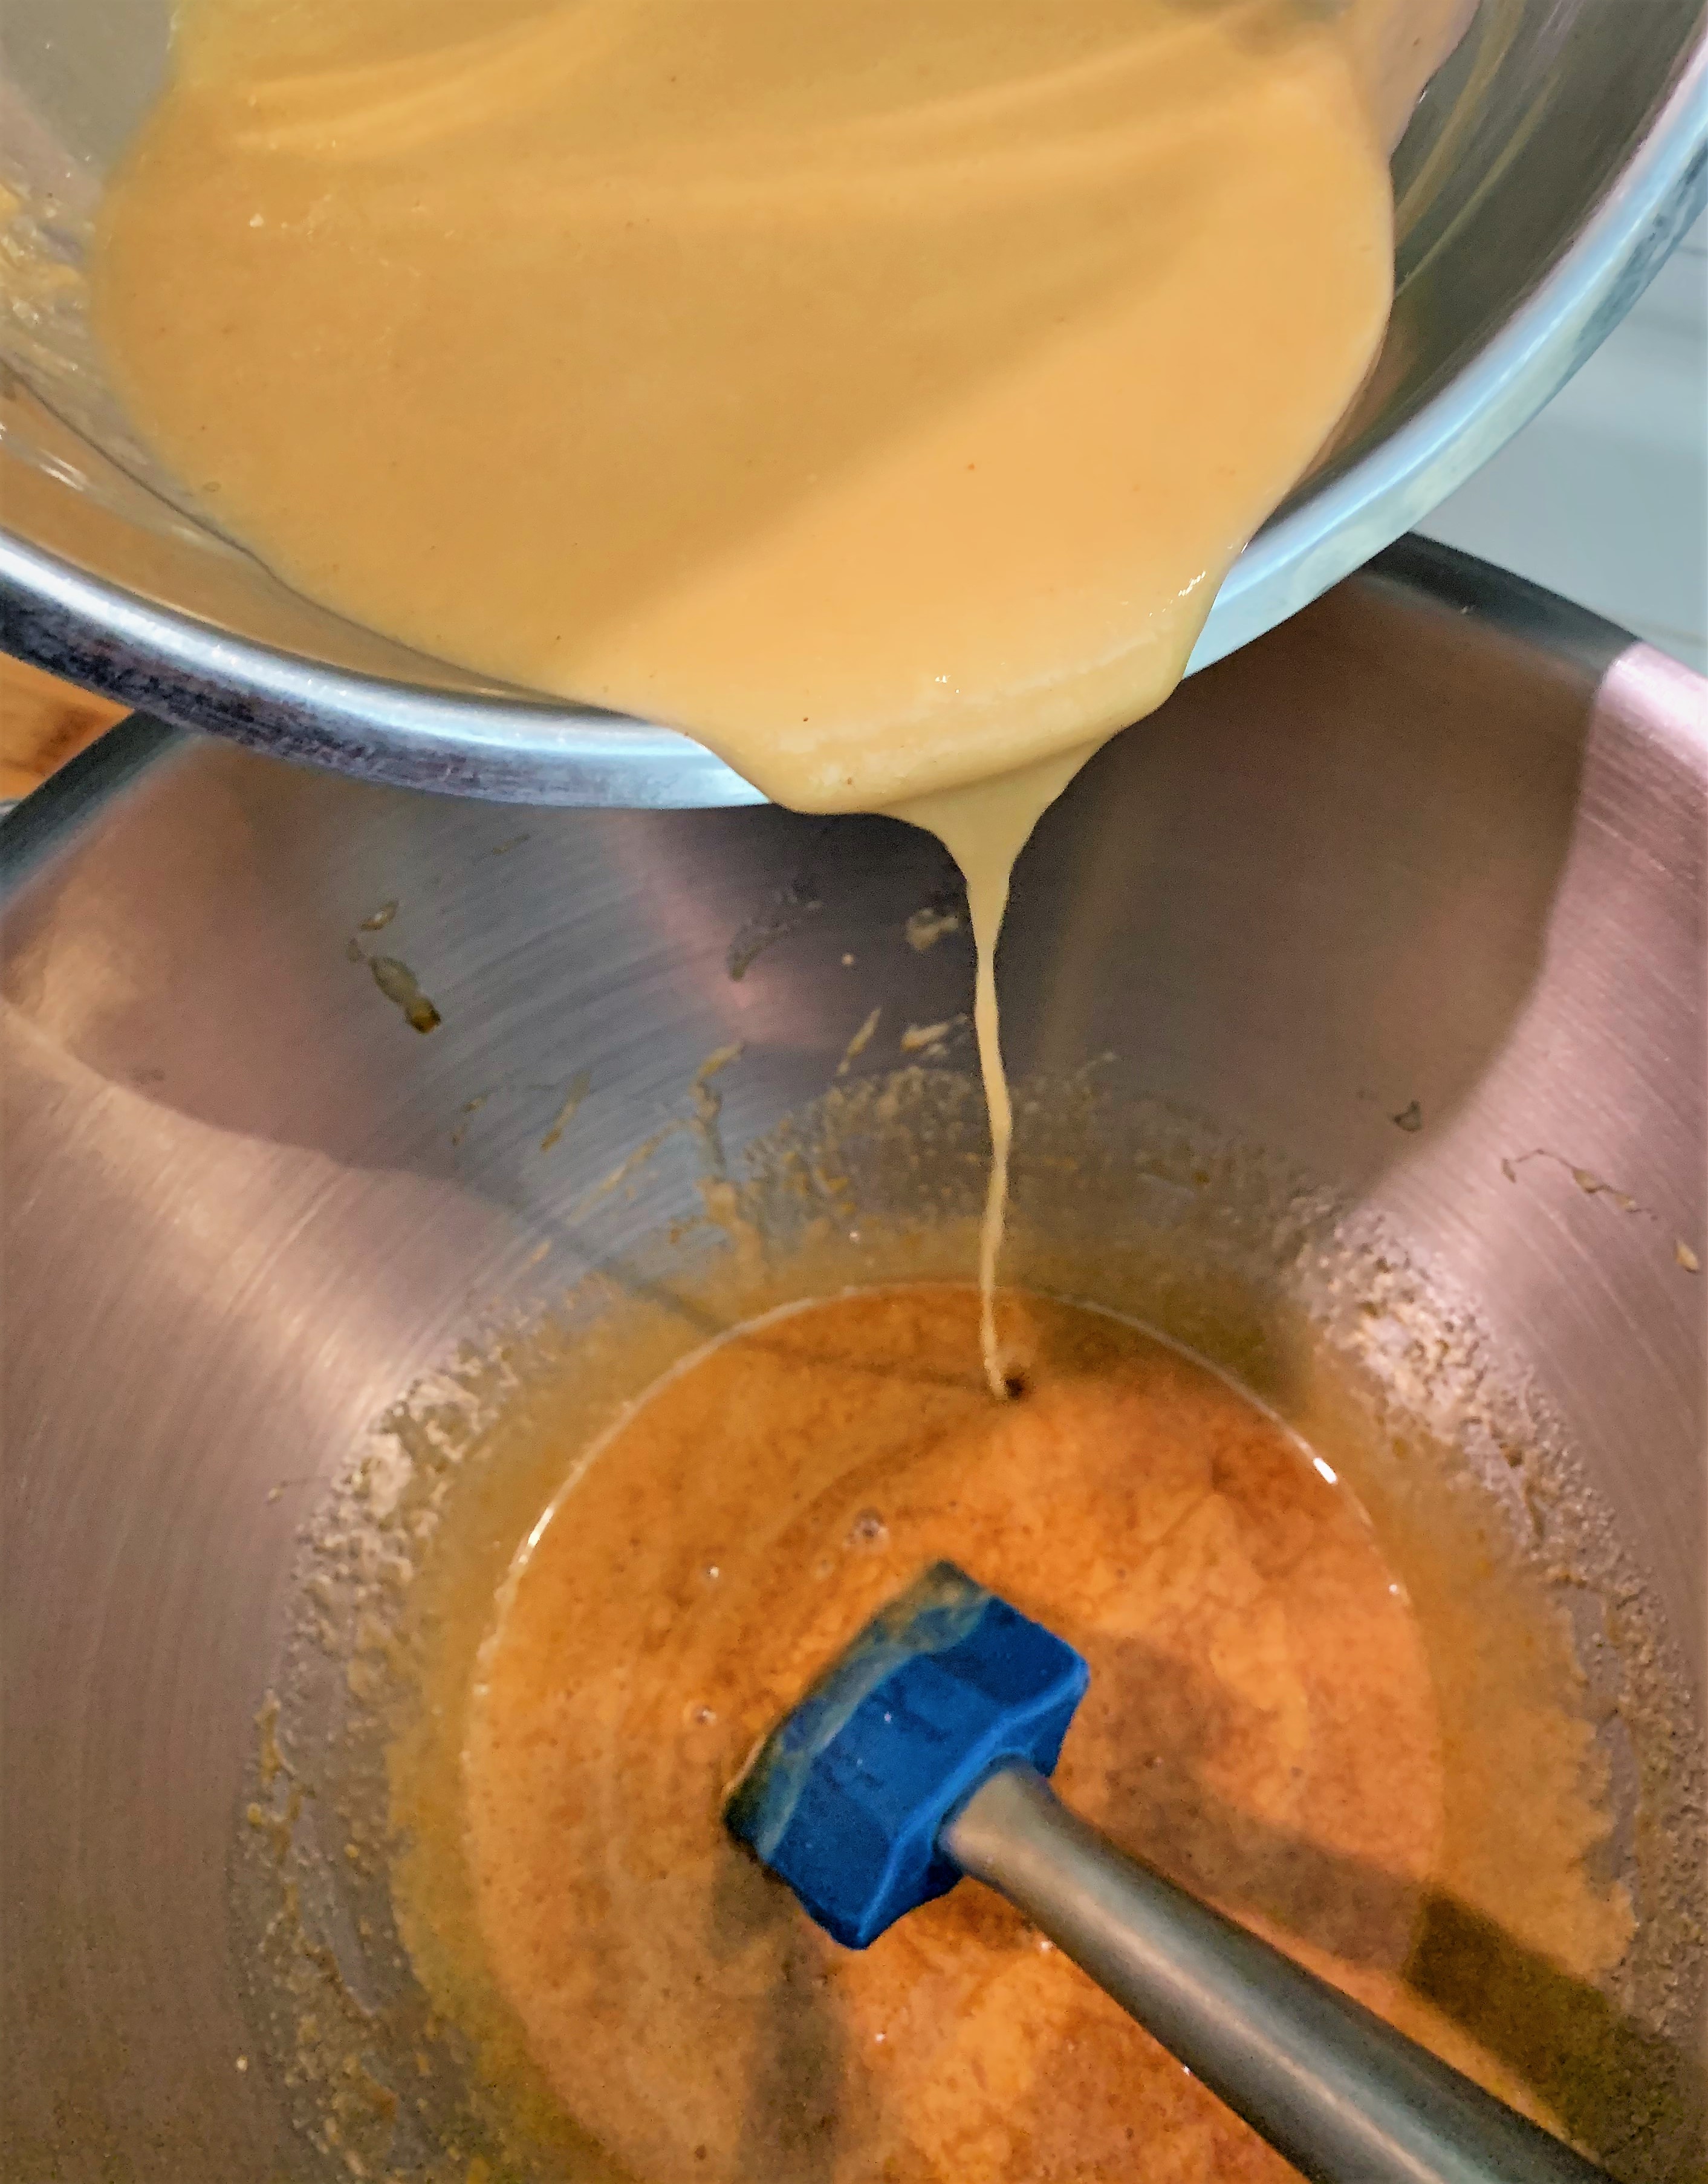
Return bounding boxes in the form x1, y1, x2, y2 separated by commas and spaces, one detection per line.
0, 541, 1703, 2176
0, 4, 1703, 803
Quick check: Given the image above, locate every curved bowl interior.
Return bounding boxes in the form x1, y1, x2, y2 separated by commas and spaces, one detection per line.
1, 541, 1703, 2173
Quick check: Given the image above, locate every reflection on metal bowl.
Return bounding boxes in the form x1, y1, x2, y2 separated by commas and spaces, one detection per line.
0, 541, 1703, 2177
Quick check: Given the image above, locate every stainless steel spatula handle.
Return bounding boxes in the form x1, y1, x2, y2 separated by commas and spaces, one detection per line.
944, 1766, 1611, 2184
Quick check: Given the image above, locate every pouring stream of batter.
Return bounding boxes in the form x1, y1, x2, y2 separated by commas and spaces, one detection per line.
93, 0, 1470, 1397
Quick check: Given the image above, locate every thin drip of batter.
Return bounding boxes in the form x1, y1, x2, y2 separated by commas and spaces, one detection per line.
893, 749, 1097, 1393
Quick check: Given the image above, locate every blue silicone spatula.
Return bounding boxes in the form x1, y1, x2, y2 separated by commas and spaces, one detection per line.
726, 1561, 1611, 2184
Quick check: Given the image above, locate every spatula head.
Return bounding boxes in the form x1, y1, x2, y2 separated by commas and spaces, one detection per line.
725, 1561, 1088, 1948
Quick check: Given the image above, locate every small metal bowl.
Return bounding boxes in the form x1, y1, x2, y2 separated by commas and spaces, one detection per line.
0, 0, 1703, 807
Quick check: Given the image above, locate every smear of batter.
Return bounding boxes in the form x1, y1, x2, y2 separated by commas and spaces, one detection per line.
93, 0, 1470, 1397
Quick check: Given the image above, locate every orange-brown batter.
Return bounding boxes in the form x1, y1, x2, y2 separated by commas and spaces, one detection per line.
464, 1285, 1447, 2180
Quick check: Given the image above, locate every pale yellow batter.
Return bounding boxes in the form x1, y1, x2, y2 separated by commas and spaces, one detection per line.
93, 0, 1463, 811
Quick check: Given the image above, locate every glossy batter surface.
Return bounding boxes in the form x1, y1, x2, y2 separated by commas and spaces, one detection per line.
464, 1287, 1445, 2180
93, 0, 1461, 814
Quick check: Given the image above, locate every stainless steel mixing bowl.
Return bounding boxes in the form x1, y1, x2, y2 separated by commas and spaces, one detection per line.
0, 2, 1704, 804
1, 539, 1703, 2177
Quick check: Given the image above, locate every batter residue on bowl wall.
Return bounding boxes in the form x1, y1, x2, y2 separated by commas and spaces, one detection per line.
243, 1077, 1703, 2180
92, 0, 1472, 1393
